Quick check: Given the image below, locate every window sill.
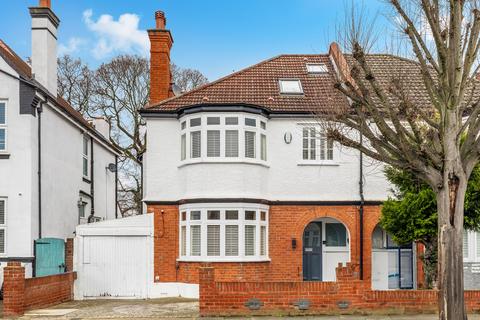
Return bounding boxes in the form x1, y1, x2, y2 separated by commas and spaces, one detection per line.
179, 159, 270, 168
82, 177, 91, 183
177, 257, 271, 263
297, 161, 339, 167
0, 153, 10, 159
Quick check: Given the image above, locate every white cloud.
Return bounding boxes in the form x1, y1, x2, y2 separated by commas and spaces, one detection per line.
83, 9, 149, 59
58, 37, 86, 56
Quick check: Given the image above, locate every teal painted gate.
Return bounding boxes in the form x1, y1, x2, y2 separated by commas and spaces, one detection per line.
34, 238, 66, 277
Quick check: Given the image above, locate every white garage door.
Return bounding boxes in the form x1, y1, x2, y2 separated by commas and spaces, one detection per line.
78, 235, 149, 298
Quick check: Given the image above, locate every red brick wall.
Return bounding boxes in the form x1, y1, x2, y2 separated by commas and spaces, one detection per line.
3, 261, 76, 317
149, 204, 385, 284
24, 272, 76, 310
199, 264, 480, 316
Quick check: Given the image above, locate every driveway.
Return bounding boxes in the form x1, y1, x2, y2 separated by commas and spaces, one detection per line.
12, 299, 480, 320
18, 298, 198, 319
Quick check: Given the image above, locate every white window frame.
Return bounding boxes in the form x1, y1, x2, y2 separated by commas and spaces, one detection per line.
0, 100, 7, 152
464, 230, 480, 263
82, 135, 90, 178
279, 79, 304, 95
178, 203, 269, 262
298, 124, 337, 166
306, 63, 328, 74
0, 198, 7, 255
179, 113, 268, 167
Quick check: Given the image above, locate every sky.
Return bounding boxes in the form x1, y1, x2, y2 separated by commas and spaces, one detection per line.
1, 0, 390, 81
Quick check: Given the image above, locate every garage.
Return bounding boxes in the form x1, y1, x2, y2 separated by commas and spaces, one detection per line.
74, 214, 154, 299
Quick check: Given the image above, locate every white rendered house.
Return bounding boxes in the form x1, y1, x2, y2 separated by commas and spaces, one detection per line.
0, 1, 119, 280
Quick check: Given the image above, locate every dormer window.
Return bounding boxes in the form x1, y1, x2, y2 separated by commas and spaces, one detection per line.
306, 63, 328, 74
279, 79, 303, 95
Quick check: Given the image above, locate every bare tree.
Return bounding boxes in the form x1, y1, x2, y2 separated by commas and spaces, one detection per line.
58, 55, 93, 115
90, 55, 149, 216
329, 1, 480, 319
58, 55, 208, 216
171, 62, 208, 93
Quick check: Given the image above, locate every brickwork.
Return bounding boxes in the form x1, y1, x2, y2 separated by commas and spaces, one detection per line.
148, 11, 173, 105
65, 237, 74, 272
149, 204, 384, 284
3, 261, 76, 317
199, 263, 480, 316
3, 262, 26, 316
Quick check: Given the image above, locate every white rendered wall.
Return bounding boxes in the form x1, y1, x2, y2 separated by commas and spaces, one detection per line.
144, 113, 390, 202
0, 62, 37, 260
41, 105, 117, 239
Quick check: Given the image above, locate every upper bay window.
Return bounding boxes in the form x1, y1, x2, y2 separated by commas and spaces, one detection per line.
180, 114, 267, 165
0, 101, 7, 152
179, 204, 269, 262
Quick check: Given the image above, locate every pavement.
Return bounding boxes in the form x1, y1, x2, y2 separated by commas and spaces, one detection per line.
3, 299, 479, 320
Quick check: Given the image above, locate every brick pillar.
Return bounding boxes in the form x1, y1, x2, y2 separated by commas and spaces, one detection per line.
3, 261, 26, 317
65, 238, 74, 272
416, 242, 426, 288
199, 267, 215, 316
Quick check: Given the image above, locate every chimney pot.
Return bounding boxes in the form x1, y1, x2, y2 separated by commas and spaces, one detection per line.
39, 0, 51, 8
155, 11, 166, 29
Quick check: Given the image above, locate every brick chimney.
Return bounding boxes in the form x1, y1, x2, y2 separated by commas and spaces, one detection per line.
148, 11, 174, 105
29, 0, 60, 95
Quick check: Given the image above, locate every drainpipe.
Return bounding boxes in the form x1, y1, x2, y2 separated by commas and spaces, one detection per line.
359, 132, 365, 280
37, 96, 45, 239
88, 138, 95, 222
115, 155, 118, 219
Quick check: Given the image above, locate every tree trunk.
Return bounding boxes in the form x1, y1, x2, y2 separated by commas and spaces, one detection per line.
437, 169, 468, 320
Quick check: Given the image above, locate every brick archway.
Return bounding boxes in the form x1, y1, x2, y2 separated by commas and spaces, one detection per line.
292, 206, 358, 264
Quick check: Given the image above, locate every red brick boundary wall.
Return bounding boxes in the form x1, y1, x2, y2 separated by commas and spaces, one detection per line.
3, 262, 77, 317
199, 263, 480, 316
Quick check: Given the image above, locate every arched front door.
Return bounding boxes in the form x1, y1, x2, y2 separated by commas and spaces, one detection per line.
303, 222, 322, 281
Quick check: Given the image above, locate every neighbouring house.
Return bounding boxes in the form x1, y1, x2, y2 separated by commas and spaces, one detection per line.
0, 0, 119, 283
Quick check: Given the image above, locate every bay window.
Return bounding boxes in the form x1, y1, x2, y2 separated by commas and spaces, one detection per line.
178, 204, 269, 261
180, 114, 267, 163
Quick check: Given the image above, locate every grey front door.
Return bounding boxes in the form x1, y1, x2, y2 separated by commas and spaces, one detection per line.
303, 222, 322, 281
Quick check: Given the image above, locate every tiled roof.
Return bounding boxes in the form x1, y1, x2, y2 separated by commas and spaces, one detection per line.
147, 51, 480, 115
146, 55, 350, 114
0, 40, 32, 78
345, 54, 434, 110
